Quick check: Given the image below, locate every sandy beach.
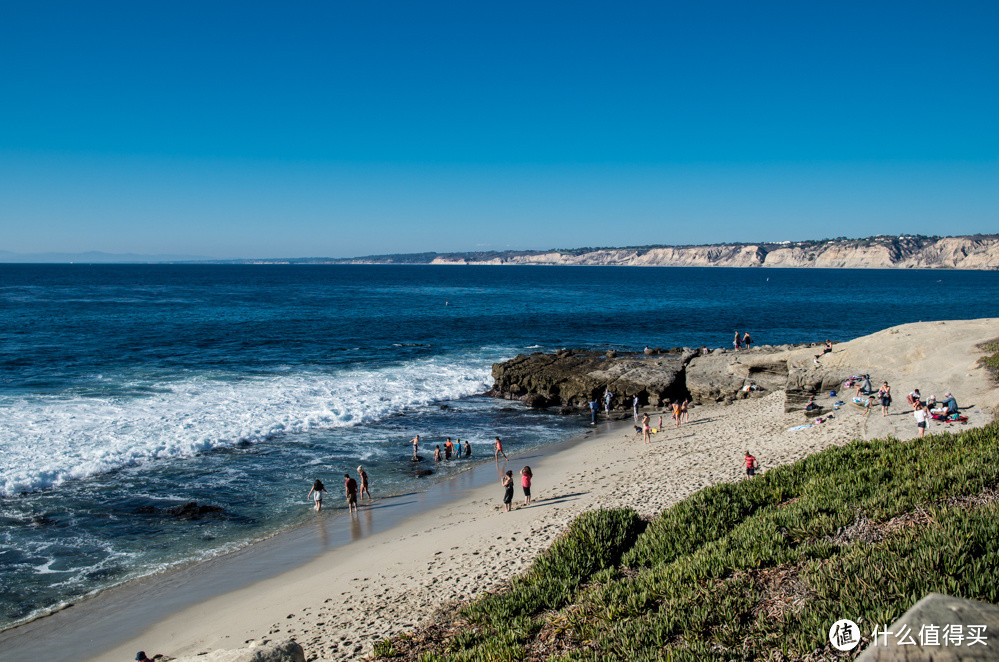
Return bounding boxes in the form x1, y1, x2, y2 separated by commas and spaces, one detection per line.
4, 318, 997, 662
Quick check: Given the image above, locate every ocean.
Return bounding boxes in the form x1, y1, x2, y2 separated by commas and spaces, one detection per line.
2, 263, 998, 628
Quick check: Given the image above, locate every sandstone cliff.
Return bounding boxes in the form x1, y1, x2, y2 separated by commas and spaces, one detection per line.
416, 235, 999, 270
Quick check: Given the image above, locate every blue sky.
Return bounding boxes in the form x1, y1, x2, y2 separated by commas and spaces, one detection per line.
1, 1, 996, 259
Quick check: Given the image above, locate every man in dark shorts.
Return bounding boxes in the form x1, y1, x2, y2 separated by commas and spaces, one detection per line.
744, 451, 759, 478
344, 473, 358, 514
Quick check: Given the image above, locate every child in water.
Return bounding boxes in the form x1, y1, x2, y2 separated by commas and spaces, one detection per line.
307, 479, 326, 512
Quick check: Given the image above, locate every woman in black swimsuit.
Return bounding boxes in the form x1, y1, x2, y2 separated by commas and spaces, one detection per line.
501, 470, 514, 512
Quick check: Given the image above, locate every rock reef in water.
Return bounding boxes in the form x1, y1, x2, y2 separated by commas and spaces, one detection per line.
133, 501, 227, 520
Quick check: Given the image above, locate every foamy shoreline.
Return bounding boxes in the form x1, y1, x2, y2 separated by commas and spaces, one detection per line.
4, 318, 997, 662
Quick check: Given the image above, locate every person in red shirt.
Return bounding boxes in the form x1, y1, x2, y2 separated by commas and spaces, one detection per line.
744, 451, 759, 478
344, 474, 358, 514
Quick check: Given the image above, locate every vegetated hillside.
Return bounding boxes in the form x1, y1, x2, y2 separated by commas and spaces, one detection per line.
372, 422, 999, 661
230, 234, 999, 270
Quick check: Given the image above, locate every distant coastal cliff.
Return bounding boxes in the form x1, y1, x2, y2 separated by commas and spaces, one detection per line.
243, 235, 999, 270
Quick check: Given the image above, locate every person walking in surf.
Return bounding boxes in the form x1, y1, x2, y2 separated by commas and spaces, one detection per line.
357, 466, 370, 500
494, 436, 508, 461
307, 479, 326, 512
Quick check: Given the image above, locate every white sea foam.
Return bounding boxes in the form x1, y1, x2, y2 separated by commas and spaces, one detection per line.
0, 355, 492, 496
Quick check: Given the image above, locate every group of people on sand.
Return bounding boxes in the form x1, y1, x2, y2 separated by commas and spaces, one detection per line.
733, 331, 752, 350
493, 436, 532, 513
906, 388, 961, 437
499, 465, 533, 512
639, 399, 691, 443
307, 466, 370, 515
848, 374, 963, 436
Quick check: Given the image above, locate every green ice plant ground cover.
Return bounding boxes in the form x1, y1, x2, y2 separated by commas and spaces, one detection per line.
979, 338, 999, 372
373, 422, 999, 661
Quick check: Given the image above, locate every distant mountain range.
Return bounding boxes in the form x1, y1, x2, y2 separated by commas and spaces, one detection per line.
0, 250, 214, 264
222, 234, 999, 270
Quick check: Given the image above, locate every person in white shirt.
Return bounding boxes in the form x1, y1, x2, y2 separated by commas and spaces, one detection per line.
913, 402, 930, 438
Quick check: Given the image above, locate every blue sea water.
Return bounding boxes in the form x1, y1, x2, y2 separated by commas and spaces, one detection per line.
1, 263, 998, 628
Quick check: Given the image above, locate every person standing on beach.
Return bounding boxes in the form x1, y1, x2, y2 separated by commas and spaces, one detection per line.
409, 434, 420, 460
604, 389, 613, 418
743, 332, 752, 349
878, 381, 892, 417
464, 439, 471, 457
672, 400, 682, 428
434, 445, 442, 462
444, 437, 453, 460
589, 398, 598, 425
307, 479, 326, 512
633, 394, 640, 422
642, 413, 651, 444
521, 466, 533, 505
501, 470, 514, 512
681, 398, 690, 424
344, 473, 358, 514
744, 451, 759, 478
357, 466, 370, 500
734, 331, 742, 350
494, 436, 507, 461
913, 401, 930, 438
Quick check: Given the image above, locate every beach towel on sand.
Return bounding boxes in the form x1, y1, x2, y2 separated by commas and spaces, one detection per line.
788, 424, 813, 431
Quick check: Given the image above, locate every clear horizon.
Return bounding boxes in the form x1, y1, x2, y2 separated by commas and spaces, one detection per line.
2, 2, 996, 259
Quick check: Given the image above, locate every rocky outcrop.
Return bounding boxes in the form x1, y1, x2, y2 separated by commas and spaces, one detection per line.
168, 640, 305, 662
784, 367, 850, 411
489, 349, 697, 409
488, 344, 840, 412
685, 344, 849, 411
685, 348, 793, 403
